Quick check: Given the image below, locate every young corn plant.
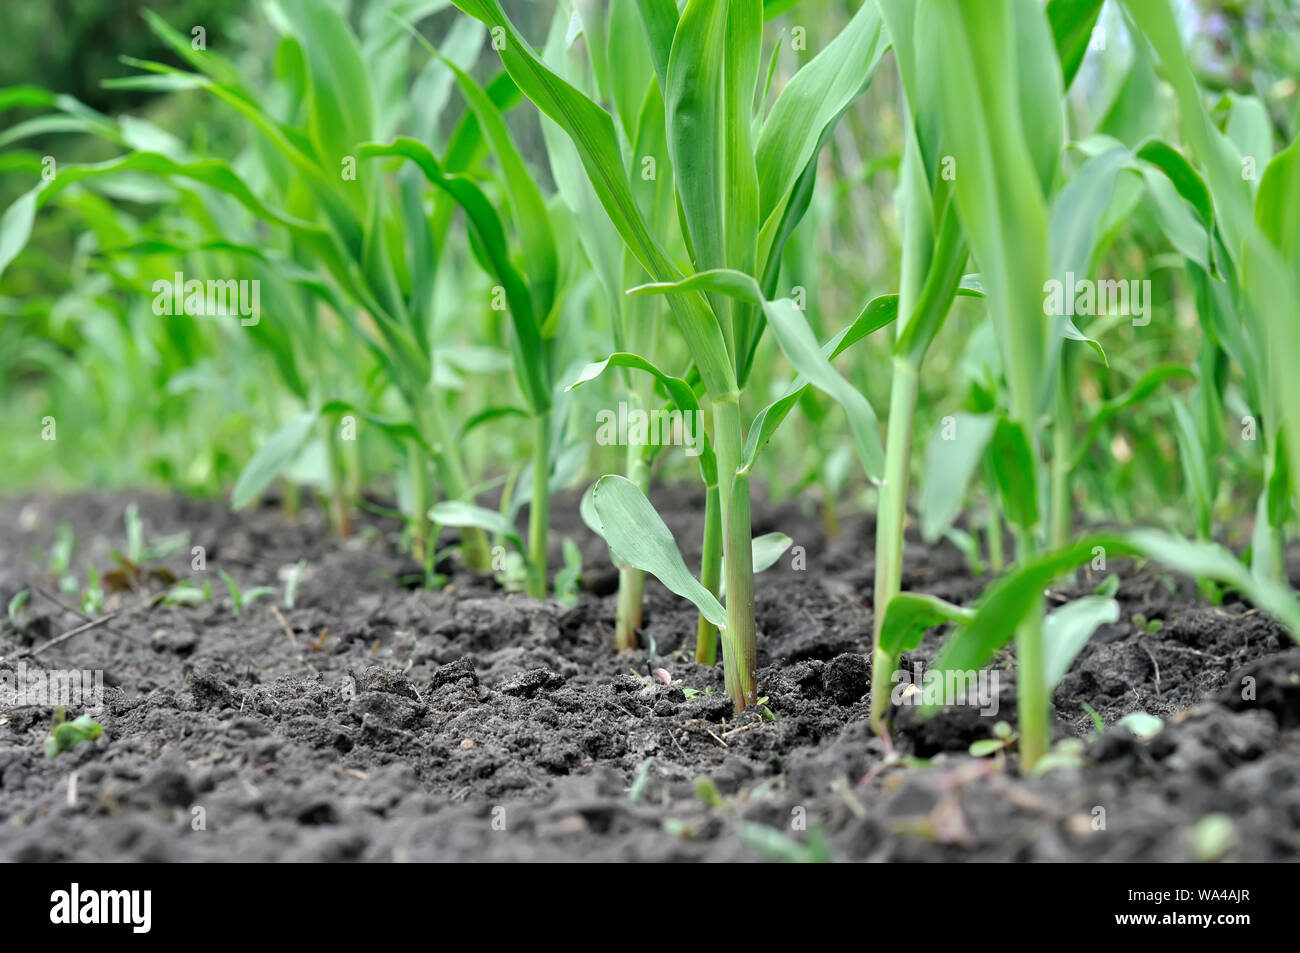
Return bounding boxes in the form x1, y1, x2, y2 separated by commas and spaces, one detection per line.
450, 0, 890, 709
1118, 0, 1300, 583
0, 3, 586, 586
874, 0, 1300, 769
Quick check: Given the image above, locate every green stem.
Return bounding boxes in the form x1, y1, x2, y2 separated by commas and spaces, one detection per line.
712, 395, 757, 712
423, 400, 491, 571
695, 482, 723, 665
526, 412, 551, 599
327, 429, 351, 538
408, 443, 428, 563
870, 358, 919, 735
615, 444, 651, 651
985, 501, 1004, 573
1014, 529, 1048, 769
1049, 373, 1072, 551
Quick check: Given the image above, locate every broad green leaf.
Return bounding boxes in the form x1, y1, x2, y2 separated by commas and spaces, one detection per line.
750, 532, 792, 573
1043, 596, 1120, 689
450, 0, 735, 396
755, 4, 886, 226
590, 476, 727, 629
1046, 0, 1104, 89
1257, 137, 1300, 273
607, 0, 655, 141
988, 417, 1039, 532
1099, 28, 1160, 148
629, 269, 886, 479
923, 530, 1300, 712
0, 190, 36, 278
277, 0, 375, 188
921, 0, 1055, 424
878, 591, 975, 658
665, 0, 761, 356
1136, 140, 1213, 227
429, 501, 522, 552
359, 138, 551, 413
919, 412, 996, 543
633, 0, 679, 92
232, 410, 319, 510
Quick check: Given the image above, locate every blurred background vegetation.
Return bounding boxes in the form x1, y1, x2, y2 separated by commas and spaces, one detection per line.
1, 0, 1296, 554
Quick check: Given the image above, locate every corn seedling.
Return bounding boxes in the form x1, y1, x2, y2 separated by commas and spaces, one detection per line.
44, 707, 104, 759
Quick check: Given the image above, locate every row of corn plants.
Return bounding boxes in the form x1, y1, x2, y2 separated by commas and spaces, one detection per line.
3, 0, 1299, 768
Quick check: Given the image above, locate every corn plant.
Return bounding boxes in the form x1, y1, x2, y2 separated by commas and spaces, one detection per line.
0, 2, 588, 587
873, 0, 1300, 768
447, 0, 893, 709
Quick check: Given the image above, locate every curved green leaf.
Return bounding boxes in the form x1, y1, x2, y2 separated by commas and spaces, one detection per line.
232, 410, 319, 510
590, 476, 727, 629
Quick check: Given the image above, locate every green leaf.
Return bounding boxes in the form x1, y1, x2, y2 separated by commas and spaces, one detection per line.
755, 4, 886, 228
0, 189, 36, 278
921, 530, 1300, 714
449, 0, 735, 397
988, 417, 1039, 532
629, 269, 885, 479
1115, 711, 1163, 741
878, 592, 975, 658
969, 738, 1006, 757
1071, 364, 1195, 469
232, 410, 319, 510
1170, 396, 1214, 539
1046, 0, 1104, 89
277, 0, 375, 181
565, 351, 715, 485
632, 0, 678, 92
1043, 596, 1120, 689
589, 476, 726, 630
919, 412, 996, 543
422, 42, 558, 320
360, 138, 551, 412
750, 532, 792, 574
665, 0, 761, 357
920, 0, 1055, 424
429, 501, 523, 552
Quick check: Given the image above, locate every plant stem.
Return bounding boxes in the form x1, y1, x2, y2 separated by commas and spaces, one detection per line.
985, 502, 1004, 573
712, 395, 757, 711
327, 429, 351, 539
695, 481, 723, 664
1014, 529, 1049, 769
408, 443, 428, 563
526, 412, 551, 599
870, 358, 919, 734
423, 401, 492, 571
615, 444, 651, 651
1049, 372, 1072, 551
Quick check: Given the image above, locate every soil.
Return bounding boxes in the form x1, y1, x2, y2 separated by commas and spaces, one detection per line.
1, 487, 1298, 862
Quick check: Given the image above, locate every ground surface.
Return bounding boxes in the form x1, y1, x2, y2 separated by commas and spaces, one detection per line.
1, 489, 1298, 862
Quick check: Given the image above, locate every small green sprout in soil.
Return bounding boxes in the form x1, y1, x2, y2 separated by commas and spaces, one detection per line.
44, 708, 104, 760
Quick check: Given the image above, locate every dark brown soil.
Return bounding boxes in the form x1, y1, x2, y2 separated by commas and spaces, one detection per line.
1, 488, 1298, 862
